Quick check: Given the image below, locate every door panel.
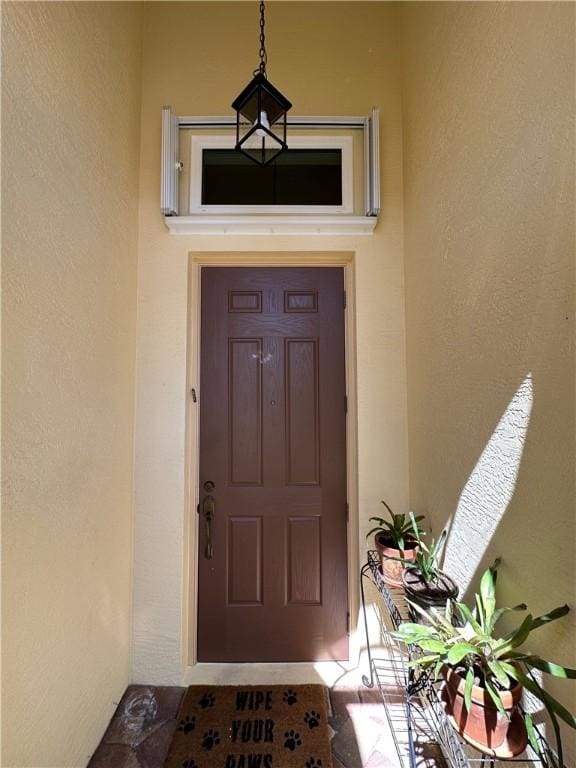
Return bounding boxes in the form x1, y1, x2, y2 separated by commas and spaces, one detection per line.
285, 338, 319, 484
228, 339, 262, 485
198, 267, 348, 662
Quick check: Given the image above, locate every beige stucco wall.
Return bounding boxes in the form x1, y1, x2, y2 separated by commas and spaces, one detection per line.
132, 1, 409, 682
2, 3, 143, 766
5, 2, 571, 764
400, 1, 575, 761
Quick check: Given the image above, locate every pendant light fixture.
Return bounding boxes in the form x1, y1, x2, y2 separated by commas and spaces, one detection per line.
232, 1, 292, 166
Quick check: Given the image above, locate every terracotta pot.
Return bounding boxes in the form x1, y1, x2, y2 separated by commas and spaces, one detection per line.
374, 533, 418, 587
402, 568, 459, 621
442, 665, 528, 756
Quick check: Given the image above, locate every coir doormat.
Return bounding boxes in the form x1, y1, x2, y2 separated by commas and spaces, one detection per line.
164, 684, 332, 768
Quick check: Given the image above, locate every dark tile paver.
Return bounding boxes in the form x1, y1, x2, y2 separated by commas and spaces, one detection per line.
357, 688, 382, 706
330, 689, 361, 716
136, 721, 179, 768
146, 686, 185, 721
87, 743, 141, 768
330, 716, 364, 768
101, 715, 147, 747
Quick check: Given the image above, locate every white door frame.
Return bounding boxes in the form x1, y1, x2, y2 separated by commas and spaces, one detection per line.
183, 251, 359, 670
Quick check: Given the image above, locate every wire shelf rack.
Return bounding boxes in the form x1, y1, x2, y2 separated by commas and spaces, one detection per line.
360, 551, 554, 768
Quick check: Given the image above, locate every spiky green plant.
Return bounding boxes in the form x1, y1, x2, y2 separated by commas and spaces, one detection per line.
366, 500, 425, 550
393, 561, 576, 766
403, 511, 448, 583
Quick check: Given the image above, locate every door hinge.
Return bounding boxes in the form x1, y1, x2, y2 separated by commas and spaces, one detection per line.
343, 290, 347, 309
191, 387, 197, 402
345, 502, 349, 522
346, 611, 350, 635
344, 395, 348, 414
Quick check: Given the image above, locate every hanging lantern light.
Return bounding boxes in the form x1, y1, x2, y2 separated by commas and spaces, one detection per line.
232, 1, 292, 166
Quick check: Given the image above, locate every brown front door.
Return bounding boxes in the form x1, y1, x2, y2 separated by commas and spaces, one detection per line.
197, 267, 348, 662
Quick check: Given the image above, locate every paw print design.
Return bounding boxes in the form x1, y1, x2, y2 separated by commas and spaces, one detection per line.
182, 760, 198, 768
202, 728, 221, 751
283, 730, 302, 751
304, 710, 320, 729
283, 688, 298, 706
305, 759, 323, 768
199, 691, 216, 709
178, 715, 196, 735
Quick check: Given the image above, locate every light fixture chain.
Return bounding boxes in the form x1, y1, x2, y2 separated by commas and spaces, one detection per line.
258, 0, 267, 77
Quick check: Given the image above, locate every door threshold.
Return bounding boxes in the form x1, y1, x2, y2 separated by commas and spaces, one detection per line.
183, 659, 365, 688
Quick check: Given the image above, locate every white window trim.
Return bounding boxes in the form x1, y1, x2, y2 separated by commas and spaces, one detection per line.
163, 215, 376, 236
189, 135, 354, 216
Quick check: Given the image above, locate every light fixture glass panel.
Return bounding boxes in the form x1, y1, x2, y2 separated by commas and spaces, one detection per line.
236, 123, 285, 165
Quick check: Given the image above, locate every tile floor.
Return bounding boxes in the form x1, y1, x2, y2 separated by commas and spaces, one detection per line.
87, 684, 398, 768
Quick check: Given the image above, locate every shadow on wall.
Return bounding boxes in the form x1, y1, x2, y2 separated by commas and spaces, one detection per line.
442, 373, 534, 594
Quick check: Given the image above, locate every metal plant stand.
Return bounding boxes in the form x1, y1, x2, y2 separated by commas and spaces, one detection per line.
360, 551, 553, 768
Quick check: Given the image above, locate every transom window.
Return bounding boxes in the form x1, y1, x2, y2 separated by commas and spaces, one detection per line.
190, 135, 353, 214
201, 149, 342, 207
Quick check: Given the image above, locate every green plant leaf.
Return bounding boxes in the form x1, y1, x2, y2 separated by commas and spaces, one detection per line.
515, 668, 576, 730
524, 713, 542, 759
487, 659, 511, 689
393, 622, 438, 644
496, 613, 534, 654
464, 666, 474, 713
408, 511, 426, 542
479, 563, 497, 630
383, 553, 410, 563
408, 512, 420, 542
484, 676, 507, 717
498, 660, 520, 681
530, 604, 570, 630
447, 642, 478, 665
418, 638, 448, 654
521, 656, 576, 679
475, 594, 486, 633
367, 519, 394, 535
431, 528, 447, 561
379, 500, 394, 519
455, 601, 483, 635
393, 626, 435, 640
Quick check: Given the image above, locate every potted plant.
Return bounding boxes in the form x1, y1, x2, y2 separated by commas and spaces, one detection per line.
394, 561, 576, 763
366, 501, 424, 587
400, 512, 459, 619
